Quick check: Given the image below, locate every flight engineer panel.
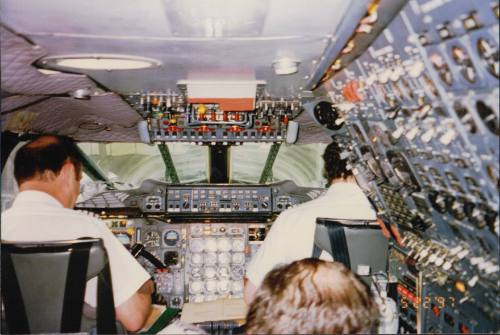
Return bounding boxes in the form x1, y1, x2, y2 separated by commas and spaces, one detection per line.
303, 0, 499, 333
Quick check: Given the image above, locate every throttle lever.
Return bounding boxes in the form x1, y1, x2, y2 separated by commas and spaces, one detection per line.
131, 243, 167, 270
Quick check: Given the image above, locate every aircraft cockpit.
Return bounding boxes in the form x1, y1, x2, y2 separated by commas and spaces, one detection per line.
1, 0, 499, 334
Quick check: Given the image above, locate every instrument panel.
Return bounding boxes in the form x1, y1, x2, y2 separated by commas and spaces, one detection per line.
126, 93, 300, 144
103, 218, 266, 309
78, 181, 322, 309
165, 186, 272, 215
315, 0, 499, 333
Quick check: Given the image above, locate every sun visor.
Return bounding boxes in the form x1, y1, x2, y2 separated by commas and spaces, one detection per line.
178, 80, 265, 111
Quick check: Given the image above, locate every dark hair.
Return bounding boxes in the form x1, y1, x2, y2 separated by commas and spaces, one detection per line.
14, 135, 82, 185
323, 138, 352, 182
245, 259, 379, 334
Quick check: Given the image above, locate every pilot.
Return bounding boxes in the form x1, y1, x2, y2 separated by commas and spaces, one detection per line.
244, 138, 376, 304
1, 135, 154, 332
245, 258, 379, 334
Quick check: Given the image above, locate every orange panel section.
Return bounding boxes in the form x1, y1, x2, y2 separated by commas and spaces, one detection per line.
188, 98, 255, 111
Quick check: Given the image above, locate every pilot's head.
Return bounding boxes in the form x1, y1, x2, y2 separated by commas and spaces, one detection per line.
245, 258, 379, 334
14, 135, 83, 208
322, 138, 353, 184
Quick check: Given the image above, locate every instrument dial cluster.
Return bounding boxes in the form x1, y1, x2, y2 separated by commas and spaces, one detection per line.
133, 220, 266, 308
184, 223, 265, 303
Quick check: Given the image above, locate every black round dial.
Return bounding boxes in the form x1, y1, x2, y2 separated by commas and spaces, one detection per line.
313, 101, 343, 130
164, 230, 180, 247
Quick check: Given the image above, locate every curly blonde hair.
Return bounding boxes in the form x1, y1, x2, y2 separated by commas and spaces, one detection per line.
245, 259, 379, 334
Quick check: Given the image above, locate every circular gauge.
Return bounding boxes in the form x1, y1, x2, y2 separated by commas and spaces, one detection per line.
485, 164, 499, 187
190, 225, 203, 236
205, 280, 217, 292
204, 238, 217, 252
351, 124, 366, 143
216, 237, 232, 252
231, 265, 245, 280
191, 253, 203, 265
218, 252, 230, 265
477, 38, 499, 78
231, 252, 245, 264
400, 78, 414, 99
190, 295, 204, 303
451, 46, 477, 83
217, 280, 230, 294
378, 160, 395, 180
464, 176, 479, 190
143, 231, 160, 247
430, 53, 453, 86
204, 266, 217, 279
205, 294, 218, 302
454, 103, 477, 133
371, 124, 391, 147
189, 280, 203, 294
190, 238, 204, 253
421, 73, 439, 98
204, 252, 217, 265
231, 280, 243, 293
444, 172, 460, 184
313, 101, 343, 130
218, 266, 231, 279
387, 151, 420, 191
163, 230, 180, 247
232, 238, 245, 252
476, 101, 499, 135
360, 146, 383, 180
390, 81, 404, 101
191, 267, 202, 279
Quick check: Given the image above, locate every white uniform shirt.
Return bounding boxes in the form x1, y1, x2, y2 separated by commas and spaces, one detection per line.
246, 182, 376, 287
1, 190, 151, 307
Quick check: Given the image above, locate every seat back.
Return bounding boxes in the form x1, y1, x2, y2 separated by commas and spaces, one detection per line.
314, 218, 388, 285
1, 238, 117, 334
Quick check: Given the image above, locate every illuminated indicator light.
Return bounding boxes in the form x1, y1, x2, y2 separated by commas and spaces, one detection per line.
167, 125, 182, 132
455, 280, 466, 293
257, 126, 273, 133
197, 125, 213, 133
459, 323, 470, 334
432, 305, 440, 317
227, 125, 244, 133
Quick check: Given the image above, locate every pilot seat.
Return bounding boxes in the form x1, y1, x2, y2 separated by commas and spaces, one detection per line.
1, 238, 120, 334
313, 218, 389, 285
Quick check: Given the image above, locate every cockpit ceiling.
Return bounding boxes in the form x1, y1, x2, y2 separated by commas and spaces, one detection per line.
1, 0, 351, 97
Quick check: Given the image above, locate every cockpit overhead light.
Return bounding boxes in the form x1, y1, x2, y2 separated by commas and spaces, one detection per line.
273, 58, 300, 75
38, 54, 161, 71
